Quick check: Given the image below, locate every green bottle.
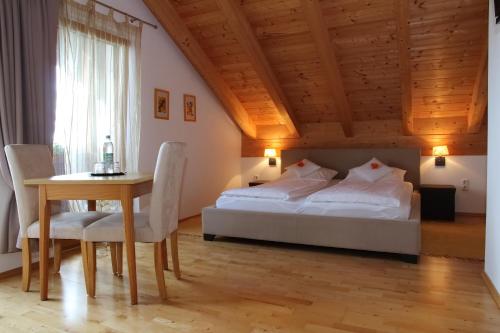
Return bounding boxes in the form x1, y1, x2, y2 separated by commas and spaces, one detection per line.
103, 135, 114, 173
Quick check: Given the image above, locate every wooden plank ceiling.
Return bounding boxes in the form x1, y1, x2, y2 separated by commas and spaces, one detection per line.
144, 0, 488, 155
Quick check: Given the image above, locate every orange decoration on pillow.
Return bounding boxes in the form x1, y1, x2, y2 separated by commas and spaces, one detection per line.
297, 160, 305, 167
371, 162, 380, 170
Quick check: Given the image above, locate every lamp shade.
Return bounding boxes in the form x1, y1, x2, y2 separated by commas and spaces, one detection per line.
432, 145, 449, 157
264, 148, 277, 157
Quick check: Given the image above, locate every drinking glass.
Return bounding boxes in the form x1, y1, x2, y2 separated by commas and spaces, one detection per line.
93, 162, 105, 174
113, 161, 121, 173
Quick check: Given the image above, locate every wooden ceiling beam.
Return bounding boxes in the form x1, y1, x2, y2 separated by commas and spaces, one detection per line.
242, 121, 488, 157
215, 0, 300, 138
467, 43, 488, 134
301, 0, 353, 137
395, 0, 413, 136
142, 0, 257, 138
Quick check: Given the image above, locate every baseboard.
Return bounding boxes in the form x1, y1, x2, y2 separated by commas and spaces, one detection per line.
0, 216, 197, 280
0, 242, 79, 280
0, 257, 55, 281
0, 266, 23, 280
456, 212, 486, 218
482, 271, 500, 309
0, 251, 23, 274
179, 214, 201, 222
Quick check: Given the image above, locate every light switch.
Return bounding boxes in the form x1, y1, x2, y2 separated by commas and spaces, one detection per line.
461, 179, 470, 191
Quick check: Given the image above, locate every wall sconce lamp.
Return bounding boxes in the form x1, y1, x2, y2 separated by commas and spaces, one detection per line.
264, 148, 277, 166
432, 145, 449, 167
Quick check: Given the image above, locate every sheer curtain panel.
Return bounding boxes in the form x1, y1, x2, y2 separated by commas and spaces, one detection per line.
56, 0, 142, 212
0, 0, 58, 253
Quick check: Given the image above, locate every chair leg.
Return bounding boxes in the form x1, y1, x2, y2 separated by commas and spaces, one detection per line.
154, 242, 167, 299
92, 242, 97, 273
161, 239, 168, 270
170, 230, 181, 280
21, 238, 32, 292
116, 242, 123, 276
53, 240, 62, 274
110, 242, 118, 275
81, 240, 90, 295
86, 242, 96, 297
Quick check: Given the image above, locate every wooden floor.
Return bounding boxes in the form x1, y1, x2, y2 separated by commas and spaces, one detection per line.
422, 215, 486, 260
183, 214, 487, 260
0, 219, 498, 332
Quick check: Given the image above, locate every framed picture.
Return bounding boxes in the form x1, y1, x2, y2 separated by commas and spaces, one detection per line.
496, 0, 500, 24
154, 88, 169, 120
183, 94, 196, 122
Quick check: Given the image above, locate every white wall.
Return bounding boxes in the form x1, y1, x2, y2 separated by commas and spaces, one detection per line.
241, 155, 487, 214
0, 0, 242, 273
485, 0, 500, 295
241, 157, 282, 185
98, 0, 242, 218
421, 156, 487, 214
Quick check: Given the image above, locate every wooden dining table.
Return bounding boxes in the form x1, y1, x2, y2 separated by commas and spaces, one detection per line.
24, 173, 153, 305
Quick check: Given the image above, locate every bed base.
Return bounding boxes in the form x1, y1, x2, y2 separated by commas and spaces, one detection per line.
202, 194, 421, 263
203, 233, 216, 241
203, 232, 420, 263
400, 254, 420, 264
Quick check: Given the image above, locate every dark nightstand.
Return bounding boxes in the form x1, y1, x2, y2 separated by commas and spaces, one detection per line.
249, 180, 269, 187
420, 184, 456, 221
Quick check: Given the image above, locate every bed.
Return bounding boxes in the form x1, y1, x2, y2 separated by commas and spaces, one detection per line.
216, 177, 337, 214
202, 148, 421, 263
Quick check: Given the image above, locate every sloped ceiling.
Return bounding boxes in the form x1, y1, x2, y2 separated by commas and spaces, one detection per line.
144, 0, 488, 156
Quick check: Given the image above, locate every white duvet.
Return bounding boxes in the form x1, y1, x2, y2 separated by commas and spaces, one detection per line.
221, 178, 331, 200
306, 178, 413, 208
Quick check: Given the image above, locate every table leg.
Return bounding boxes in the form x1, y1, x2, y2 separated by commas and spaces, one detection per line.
39, 185, 51, 300
87, 199, 97, 273
87, 200, 96, 211
121, 185, 138, 305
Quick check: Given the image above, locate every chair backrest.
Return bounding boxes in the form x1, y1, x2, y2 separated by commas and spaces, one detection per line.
148, 142, 186, 241
4, 145, 56, 237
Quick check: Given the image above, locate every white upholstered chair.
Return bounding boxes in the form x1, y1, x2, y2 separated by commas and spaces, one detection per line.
82, 141, 186, 299
4, 144, 109, 291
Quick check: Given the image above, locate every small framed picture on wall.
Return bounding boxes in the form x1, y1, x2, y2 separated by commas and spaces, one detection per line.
496, 0, 500, 24
154, 88, 169, 120
183, 94, 196, 122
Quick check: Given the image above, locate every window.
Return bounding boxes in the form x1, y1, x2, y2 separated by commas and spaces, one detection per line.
55, 0, 142, 211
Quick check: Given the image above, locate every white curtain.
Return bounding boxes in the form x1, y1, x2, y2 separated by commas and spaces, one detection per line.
56, 0, 142, 211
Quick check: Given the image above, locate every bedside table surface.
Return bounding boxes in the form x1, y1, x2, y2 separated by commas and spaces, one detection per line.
420, 184, 456, 189
248, 180, 270, 186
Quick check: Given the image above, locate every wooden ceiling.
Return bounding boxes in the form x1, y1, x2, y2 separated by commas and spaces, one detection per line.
144, 0, 488, 155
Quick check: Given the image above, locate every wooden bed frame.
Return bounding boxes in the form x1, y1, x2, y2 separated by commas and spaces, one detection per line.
202, 148, 421, 263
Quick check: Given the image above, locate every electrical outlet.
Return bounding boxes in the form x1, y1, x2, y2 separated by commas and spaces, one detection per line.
253, 175, 259, 180
461, 178, 470, 191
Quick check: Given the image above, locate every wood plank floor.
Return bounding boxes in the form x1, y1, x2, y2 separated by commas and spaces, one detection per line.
0, 222, 498, 332
422, 215, 485, 259
183, 215, 487, 260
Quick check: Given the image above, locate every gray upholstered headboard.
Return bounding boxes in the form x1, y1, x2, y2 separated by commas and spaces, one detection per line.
281, 148, 421, 188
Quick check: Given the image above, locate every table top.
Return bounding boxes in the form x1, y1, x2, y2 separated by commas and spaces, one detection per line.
25, 172, 153, 185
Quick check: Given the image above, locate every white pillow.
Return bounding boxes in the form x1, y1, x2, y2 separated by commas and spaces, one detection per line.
380, 167, 406, 182
350, 158, 393, 183
279, 169, 299, 180
285, 159, 321, 178
346, 166, 406, 183
304, 167, 338, 181
344, 169, 361, 181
